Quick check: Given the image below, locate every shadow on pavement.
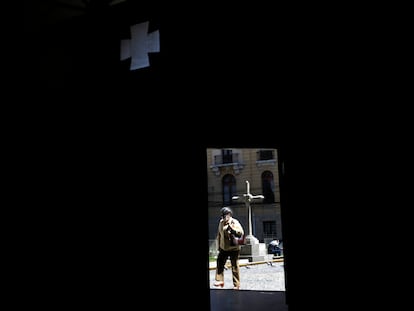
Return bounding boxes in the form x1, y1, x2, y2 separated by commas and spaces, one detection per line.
210, 289, 288, 311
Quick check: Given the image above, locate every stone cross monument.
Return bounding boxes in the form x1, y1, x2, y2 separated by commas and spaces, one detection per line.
232, 180, 267, 262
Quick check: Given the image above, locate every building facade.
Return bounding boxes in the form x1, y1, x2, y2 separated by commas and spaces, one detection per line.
207, 148, 283, 243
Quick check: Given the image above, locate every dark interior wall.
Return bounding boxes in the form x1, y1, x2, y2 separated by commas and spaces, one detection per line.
19, 2, 408, 310
24, 1, 161, 93
24, 2, 295, 100
20, 2, 298, 310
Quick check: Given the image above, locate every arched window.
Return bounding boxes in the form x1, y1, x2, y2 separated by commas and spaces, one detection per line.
262, 171, 275, 203
222, 174, 236, 206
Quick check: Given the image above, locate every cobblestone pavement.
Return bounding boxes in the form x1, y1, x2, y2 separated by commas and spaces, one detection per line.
209, 261, 286, 291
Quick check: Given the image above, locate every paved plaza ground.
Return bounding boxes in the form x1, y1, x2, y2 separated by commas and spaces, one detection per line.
209, 260, 286, 291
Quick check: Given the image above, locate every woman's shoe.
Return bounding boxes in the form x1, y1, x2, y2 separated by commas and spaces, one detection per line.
213, 281, 224, 288
233, 286, 240, 290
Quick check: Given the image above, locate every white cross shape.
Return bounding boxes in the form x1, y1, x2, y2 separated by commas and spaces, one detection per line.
120, 21, 160, 70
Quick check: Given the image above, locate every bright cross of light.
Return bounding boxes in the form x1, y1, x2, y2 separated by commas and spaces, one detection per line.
120, 21, 160, 70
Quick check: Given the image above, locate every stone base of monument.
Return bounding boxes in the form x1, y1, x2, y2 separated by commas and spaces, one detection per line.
239, 235, 274, 262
